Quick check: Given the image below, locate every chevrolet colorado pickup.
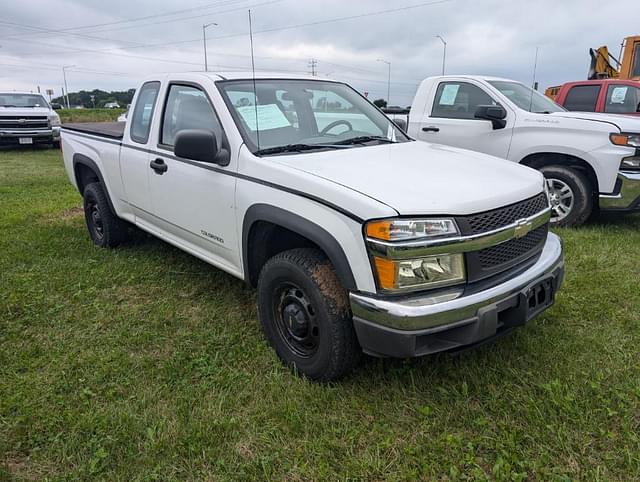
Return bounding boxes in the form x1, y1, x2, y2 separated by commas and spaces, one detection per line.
61, 72, 564, 381
387, 76, 640, 226
0, 92, 61, 147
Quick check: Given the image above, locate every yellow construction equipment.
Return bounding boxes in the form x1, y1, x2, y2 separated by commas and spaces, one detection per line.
546, 35, 640, 100
588, 35, 640, 81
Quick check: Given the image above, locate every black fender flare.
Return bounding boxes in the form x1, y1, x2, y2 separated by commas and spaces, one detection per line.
242, 204, 357, 291
72, 154, 117, 213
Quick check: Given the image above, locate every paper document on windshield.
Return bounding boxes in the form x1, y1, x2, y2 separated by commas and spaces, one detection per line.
610, 87, 628, 104
237, 104, 291, 131
439, 84, 460, 105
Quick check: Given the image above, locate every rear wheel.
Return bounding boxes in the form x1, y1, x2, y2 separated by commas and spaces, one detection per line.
83, 182, 129, 247
540, 165, 593, 227
257, 248, 360, 381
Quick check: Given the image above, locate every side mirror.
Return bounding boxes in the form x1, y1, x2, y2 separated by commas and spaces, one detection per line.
474, 105, 507, 130
51, 103, 62, 110
174, 129, 230, 166
393, 118, 408, 132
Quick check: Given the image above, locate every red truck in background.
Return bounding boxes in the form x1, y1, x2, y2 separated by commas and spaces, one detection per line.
547, 79, 640, 116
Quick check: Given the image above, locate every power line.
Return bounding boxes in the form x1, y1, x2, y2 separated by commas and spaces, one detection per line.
0, 20, 145, 46
0, 0, 251, 39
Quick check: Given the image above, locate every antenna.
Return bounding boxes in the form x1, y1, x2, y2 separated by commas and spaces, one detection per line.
248, 9, 260, 150
529, 46, 539, 112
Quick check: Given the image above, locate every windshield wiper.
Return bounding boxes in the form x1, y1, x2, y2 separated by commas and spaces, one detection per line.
255, 143, 349, 155
0, 105, 18, 108
331, 135, 396, 146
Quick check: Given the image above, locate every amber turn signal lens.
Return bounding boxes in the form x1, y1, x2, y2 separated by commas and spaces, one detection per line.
373, 257, 397, 289
366, 220, 392, 241
610, 133, 629, 146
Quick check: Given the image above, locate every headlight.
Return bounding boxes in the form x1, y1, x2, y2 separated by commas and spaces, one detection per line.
48, 113, 61, 127
610, 132, 640, 148
365, 218, 466, 292
621, 156, 640, 171
366, 218, 459, 242
373, 254, 465, 291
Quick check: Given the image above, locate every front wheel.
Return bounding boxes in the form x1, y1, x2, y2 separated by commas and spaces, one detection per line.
257, 248, 360, 381
83, 182, 129, 247
540, 165, 593, 227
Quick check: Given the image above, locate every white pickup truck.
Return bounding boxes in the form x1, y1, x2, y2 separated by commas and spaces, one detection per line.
61, 72, 564, 381
0, 92, 61, 147
386, 76, 640, 226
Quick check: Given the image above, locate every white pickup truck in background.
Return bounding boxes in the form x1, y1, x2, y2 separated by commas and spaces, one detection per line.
0, 92, 61, 147
386, 76, 640, 226
61, 72, 563, 381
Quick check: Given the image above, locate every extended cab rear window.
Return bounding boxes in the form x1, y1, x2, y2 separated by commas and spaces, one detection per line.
130, 81, 160, 144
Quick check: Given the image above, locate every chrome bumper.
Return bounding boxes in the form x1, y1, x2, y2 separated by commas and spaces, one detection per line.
350, 233, 564, 357
599, 171, 640, 211
0, 127, 59, 139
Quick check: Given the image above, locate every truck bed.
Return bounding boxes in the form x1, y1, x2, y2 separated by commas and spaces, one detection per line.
62, 122, 125, 140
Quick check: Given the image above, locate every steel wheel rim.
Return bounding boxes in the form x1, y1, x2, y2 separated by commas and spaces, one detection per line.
272, 282, 320, 358
88, 201, 104, 239
546, 178, 574, 223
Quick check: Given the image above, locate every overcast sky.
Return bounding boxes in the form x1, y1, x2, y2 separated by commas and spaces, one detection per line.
0, 0, 637, 105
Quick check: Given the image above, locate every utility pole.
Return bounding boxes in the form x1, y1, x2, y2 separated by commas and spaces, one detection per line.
436, 35, 447, 75
377, 59, 391, 106
308, 59, 318, 76
203, 22, 218, 72
62, 65, 75, 109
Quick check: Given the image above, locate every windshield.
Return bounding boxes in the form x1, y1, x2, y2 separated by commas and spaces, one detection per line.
0, 93, 49, 108
217, 79, 409, 155
488, 81, 565, 113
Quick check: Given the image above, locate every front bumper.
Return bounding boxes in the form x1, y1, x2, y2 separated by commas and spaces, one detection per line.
350, 233, 564, 358
599, 171, 640, 212
0, 127, 59, 144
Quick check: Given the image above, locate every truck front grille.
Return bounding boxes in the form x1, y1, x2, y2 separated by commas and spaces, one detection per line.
477, 225, 548, 269
0, 116, 49, 129
459, 193, 548, 235
456, 194, 550, 283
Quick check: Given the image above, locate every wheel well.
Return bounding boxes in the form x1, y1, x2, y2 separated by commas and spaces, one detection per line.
245, 221, 321, 287
74, 162, 100, 195
520, 153, 598, 193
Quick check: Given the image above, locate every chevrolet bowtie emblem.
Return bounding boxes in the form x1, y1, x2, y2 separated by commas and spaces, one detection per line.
514, 218, 533, 239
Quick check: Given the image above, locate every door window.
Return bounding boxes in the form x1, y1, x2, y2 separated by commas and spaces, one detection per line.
563, 85, 600, 112
160, 84, 223, 147
431, 82, 498, 119
130, 81, 160, 144
604, 84, 640, 114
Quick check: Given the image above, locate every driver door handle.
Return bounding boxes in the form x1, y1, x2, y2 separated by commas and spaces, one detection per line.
422, 126, 440, 132
150, 158, 168, 175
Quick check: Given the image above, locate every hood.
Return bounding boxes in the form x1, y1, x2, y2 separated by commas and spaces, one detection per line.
550, 111, 640, 132
0, 106, 52, 117
272, 141, 544, 215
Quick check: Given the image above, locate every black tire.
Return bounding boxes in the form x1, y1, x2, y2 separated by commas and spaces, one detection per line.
83, 182, 129, 247
257, 248, 360, 381
540, 165, 593, 227
52, 140, 61, 149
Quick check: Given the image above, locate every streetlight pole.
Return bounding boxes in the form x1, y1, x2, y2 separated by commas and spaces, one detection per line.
377, 59, 391, 106
203, 22, 218, 72
62, 65, 75, 109
436, 35, 447, 75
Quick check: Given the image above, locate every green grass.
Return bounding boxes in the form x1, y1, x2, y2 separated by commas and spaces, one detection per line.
1, 148, 639, 481
58, 109, 125, 124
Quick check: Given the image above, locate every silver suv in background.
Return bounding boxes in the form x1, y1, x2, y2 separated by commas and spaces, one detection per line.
0, 92, 61, 147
